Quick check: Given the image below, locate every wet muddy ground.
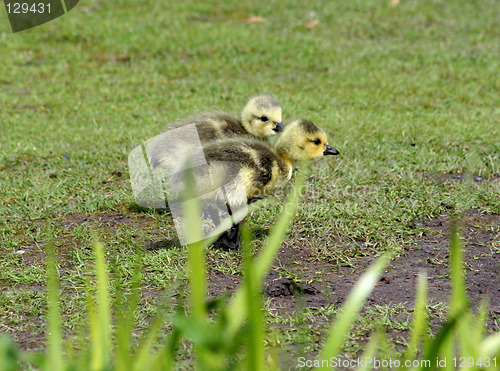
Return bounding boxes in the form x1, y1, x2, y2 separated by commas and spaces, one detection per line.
2, 207, 499, 355
208, 209, 499, 346
260, 210, 499, 314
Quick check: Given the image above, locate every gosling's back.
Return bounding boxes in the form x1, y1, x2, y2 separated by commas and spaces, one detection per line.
172, 112, 251, 142
200, 138, 291, 199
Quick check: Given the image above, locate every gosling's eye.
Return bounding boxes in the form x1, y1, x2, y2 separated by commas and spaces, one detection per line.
313, 139, 321, 145
260, 116, 269, 122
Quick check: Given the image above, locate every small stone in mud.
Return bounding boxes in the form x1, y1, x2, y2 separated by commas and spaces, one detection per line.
302, 286, 318, 295
379, 276, 390, 284
266, 278, 294, 297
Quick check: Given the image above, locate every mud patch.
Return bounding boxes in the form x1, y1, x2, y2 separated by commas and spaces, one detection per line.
266, 278, 296, 297
207, 272, 241, 295
52, 211, 179, 248
208, 209, 499, 349
422, 171, 500, 185
375, 210, 499, 311
57, 211, 146, 229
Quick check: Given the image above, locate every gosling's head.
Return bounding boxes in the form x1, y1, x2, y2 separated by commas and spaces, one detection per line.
240, 95, 283, 138
276, 119, 339, 163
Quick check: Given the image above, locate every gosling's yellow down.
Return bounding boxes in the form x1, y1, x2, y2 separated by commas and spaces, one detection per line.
148, 95, 283, 171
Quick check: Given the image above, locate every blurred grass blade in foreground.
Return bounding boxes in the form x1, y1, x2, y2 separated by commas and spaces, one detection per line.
88, 240, 112, 371
316, 253, 392, 370
46, 241, 64, 371
404, 271, 429, 364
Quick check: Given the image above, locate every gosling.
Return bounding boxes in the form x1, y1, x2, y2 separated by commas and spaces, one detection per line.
181, 119, 338, 201
171, 119, 339, 249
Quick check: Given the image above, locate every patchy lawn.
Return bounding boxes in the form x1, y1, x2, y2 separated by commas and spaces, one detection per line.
1, 0, 499, 363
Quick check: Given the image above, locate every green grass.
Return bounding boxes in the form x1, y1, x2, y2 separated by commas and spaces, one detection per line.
1, 0, 499, 367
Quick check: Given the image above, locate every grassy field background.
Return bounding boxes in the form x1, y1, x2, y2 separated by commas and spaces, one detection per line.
1, 0, 499, 366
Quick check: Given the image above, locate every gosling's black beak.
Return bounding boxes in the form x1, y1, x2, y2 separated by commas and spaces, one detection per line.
272, 122, 284, 132
323, 144, 340, 156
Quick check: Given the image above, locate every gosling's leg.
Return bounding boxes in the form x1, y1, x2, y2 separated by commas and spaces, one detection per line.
207, 199, 241, 250
215, 223, 241, 250
213, 196, 264, 249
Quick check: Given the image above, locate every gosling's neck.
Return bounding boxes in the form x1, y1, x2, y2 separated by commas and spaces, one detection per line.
240, 115, 252, 133
275, 142, 298, 171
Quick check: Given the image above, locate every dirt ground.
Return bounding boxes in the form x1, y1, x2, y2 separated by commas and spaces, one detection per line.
2, 207, 499, 355
259, 209, 499, 312
208, 209, 500, 341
